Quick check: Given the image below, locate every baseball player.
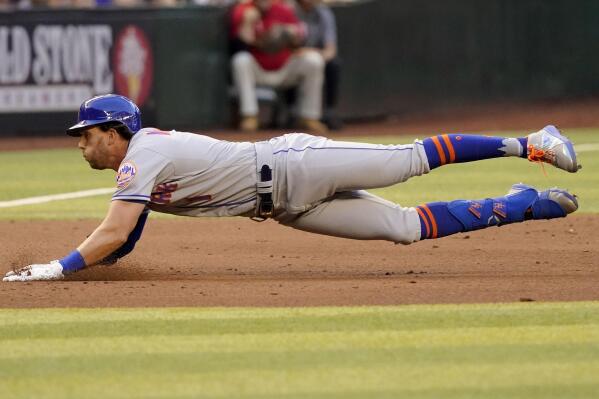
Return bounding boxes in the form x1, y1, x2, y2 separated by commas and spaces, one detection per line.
3, 94, 580, 282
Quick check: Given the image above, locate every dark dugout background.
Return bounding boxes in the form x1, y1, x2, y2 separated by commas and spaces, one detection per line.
1, 0, 598, 135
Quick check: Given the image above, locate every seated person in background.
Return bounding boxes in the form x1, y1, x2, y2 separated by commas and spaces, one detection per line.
295, 0, 342, 129
230, 0, 328, 134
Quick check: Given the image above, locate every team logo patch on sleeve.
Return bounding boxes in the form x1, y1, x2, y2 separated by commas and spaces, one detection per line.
116, 161, 137, 190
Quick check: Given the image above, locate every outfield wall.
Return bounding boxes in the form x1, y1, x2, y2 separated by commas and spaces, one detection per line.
0, 0, 598, 135
0, 7, 228, 135
341, 0, 599, 118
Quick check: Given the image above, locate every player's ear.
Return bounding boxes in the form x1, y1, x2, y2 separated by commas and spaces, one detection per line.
107, 128, 119, 145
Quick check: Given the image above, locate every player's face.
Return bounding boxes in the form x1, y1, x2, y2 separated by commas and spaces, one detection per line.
78, 127, 111, 170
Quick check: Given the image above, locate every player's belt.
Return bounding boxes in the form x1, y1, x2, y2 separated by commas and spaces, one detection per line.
253, 141, 274, 221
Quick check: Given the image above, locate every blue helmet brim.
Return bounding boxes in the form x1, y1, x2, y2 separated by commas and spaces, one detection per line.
66, 120, 129, 137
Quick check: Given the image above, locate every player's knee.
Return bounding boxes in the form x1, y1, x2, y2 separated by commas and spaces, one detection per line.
408, 140, 431, 177
389, 207, 421, 245
391, 231, 417, 245
370, 225, 416, 245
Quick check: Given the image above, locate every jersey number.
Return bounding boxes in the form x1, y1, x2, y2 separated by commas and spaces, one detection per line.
151, 183, 178, 204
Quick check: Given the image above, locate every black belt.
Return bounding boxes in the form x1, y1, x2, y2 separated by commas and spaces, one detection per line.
254, 141, 274, 221
257, 164, 274, 219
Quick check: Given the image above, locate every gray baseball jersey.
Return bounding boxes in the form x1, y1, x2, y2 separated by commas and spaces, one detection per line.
113, 128, 257, 217
113, 129, 430, 244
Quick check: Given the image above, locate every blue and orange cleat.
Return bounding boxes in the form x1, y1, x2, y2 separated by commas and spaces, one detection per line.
527, 125, 581, 173
508, 183, 578, 220
447, 183, 578, 232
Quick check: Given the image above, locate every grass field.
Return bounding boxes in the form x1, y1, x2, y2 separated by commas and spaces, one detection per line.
1, 129, 598, 398
1, 302, 598, 399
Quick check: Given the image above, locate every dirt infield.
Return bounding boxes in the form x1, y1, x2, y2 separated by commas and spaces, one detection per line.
0, 215, 597, 308
2, 100, 598, 308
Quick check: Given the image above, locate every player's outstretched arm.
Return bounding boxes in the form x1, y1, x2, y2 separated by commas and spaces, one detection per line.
3, 201, 146, 282
98, 207, 150, 265
77, 200, 147, 266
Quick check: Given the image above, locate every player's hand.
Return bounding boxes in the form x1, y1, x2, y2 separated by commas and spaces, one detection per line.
3, 261, 64, 282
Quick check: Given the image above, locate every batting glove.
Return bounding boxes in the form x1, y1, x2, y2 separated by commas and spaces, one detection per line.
3, 261, 64, 282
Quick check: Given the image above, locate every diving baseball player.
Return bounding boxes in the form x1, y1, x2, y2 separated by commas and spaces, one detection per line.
3, 94, 580, 281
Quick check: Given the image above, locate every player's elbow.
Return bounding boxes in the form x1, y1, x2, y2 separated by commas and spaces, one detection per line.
109, 231, 129, 249
99, 224, 130, 247
114, 232, 129, 247
114, 224, 133, 246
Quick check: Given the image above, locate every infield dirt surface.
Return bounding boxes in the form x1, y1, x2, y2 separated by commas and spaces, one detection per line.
2, 99, 598, 308
1, 216, 597, 308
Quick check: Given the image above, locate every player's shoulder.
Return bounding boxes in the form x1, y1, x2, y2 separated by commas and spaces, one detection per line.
125, 127, 180, 155
137, 127, 177, 137
133, 127, 186, 145
132, 128, 221, 150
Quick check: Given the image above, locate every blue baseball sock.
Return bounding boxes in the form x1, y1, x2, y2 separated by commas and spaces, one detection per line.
423, 134, 528, 169
416, 202, 463, 240
416, 186, 552, 240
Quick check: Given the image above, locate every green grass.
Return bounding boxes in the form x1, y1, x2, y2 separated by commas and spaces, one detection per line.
0, 149, 115, 199
0, 149, 115, 219
1, 128, 597, 220
1, 133, 598, 399
0, 302, 598, 399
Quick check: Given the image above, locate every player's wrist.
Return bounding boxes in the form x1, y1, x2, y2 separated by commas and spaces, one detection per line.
58, 250, 86, 274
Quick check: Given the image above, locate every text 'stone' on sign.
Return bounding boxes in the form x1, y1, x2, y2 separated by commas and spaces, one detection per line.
0, 24, 154, 113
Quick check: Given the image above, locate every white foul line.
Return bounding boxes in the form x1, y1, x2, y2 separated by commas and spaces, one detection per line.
575, 143, 599, 153
0, 188, 114, 209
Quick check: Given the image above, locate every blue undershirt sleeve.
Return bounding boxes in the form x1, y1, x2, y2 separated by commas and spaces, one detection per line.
100, 208, 150, 265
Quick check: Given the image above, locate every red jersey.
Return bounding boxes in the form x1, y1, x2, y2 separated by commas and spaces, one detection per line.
230, 1, 304, 71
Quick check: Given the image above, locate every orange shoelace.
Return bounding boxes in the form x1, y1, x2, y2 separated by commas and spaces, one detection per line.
527, 144, 548, 176
527, 145, 547, 162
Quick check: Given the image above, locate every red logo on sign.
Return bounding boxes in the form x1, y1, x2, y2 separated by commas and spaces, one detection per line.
113, 25, 154, 107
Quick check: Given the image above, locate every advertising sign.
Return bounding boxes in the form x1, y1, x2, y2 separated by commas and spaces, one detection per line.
0, 23, 153, 113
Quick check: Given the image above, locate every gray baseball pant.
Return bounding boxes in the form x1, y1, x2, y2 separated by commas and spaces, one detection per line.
265, 133, 430, 244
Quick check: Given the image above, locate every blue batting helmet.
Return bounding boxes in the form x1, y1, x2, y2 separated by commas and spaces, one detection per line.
67, 94, 142, 137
